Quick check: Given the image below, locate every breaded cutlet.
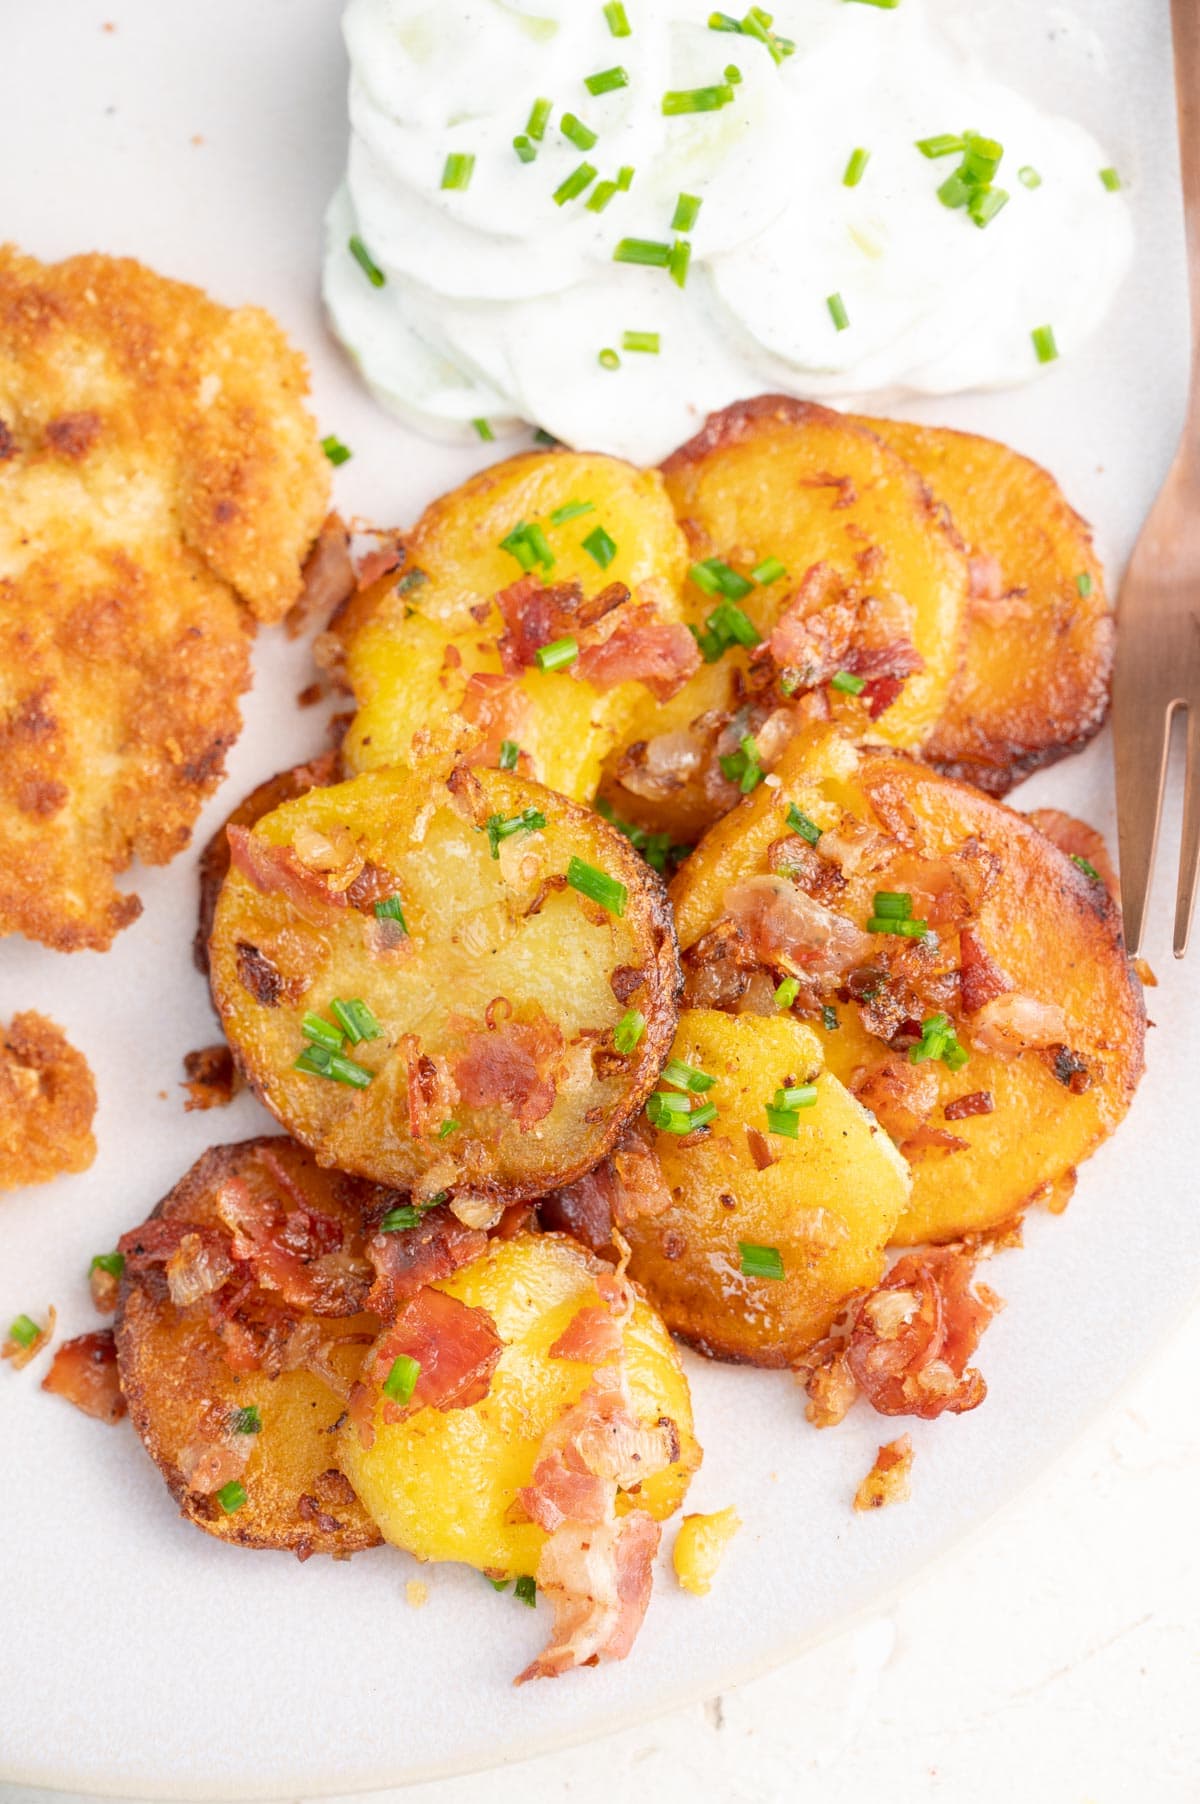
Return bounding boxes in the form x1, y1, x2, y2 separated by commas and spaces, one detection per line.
0, 246, 330, 951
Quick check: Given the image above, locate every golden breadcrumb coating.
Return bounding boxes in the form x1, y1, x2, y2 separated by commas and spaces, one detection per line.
0, 1010, 97, 1189
0, 246, 330, 950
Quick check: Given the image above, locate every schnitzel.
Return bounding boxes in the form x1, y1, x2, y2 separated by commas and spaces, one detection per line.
0, 247, 330, 951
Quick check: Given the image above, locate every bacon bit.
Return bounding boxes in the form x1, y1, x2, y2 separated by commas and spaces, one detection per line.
724, 875, 873, 985
497, 576, 626, 673
212, 1178, 360, 1316
227, 826, 346, 916
846, 1248, 1001, 1420
517, 1368, 677, 1534
854, 1436, 914, 1511
761, 567, 921, 706
1026, 808, 1119, 901
286, 513, 355, 639
768, 835, 846, 906
802, 1347, 859, 1428
399, 1035, 460, 1140
944, 1090, 995, 1121
957, 926, 1012, 1014
680, 918, 758, 1010
1051, 1046, 1093, 1094
539, 1163, 619, 1254
851, 1058, 939, 1146
359, 1288, 503, 1438
516, 1510, 661, 1683
575, 603, 700, 701
179, 1415, 250, 1495
452, 1014, 564, 1130
348, 526, 404, 590
459, 672, 535, 772
971, 993, 1069, 1056
41, 1329, 125, 1422
549, 1305, 625, 1366
181, 1043, 241, 1111
610, 1130, 672, 1225
746, 1126, 778, 1171
2, 1305, 56, 1370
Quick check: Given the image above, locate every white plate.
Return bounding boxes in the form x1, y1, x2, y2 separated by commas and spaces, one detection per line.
0, 2, 1195, 1796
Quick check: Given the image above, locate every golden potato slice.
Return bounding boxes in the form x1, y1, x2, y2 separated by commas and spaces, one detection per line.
114, 1137, 385, 1555
860, 417, 1112, 794
338, 1231, 699, 1577
209, 761, 680, 1199
670, 724, 1144, 1244
599, 397, 969, 844
337, 450, 693, 805
619, 1010, 909, 1366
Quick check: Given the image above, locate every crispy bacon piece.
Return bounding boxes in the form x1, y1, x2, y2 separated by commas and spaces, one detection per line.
364, 1288, 504, 1433
41, 1329, 125, 1423
516, 1510, 661, 1683
958, 926, 1012, 1015
516, 1368, 677, 1534
761, 566, 922, 716
399, 1034, 460, 1140
971, 992, 1069, 1055
1026, 808, 1119, 900
944, 1090, 994, 1121
213, 1177, 350, 1314
575, 603, 700, 701
549, 1304, 625, 1366
845, 1249, 1001, 1420
724, 875, 873, 987
451, 1014, 564, 1130
497, 576, 626, 673
181, 1043, 240, 1112
542, 1128, 671, 1254
459, 672, 535, 771
178, 1405, 252, 1494
227, 825, 345, 916
286, 512, 355, 639
364, 1204, 488, 1317
854, 1435, 914, 1511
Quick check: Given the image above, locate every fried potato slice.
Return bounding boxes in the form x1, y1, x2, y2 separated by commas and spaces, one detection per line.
339, 1232, 699, 1577
0, 246, 329, 950
598, 397, 969, 844
619, 1009, 910, 1366
336, 450, 693, 804
0, 1010, 96, 1190
860, 416, 1112, 794
209, 761, 680, 1199
670, 725, 1144, 1244
114, 1136, 385, 1555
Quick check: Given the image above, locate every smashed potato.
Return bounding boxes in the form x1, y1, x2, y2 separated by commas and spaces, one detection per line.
0, 1011, 96, 1189
209, 760, 680, 1199
861, 417, 1112, 794
673, 1507, 741, 1595
0, 246, 329, 950
115, 1137, 383, 1555
619, 1010, 910, 1365
338, 1231, 699, 1577
670, 725, 1144, 1244
337, 450, 695, 804
598, 396, 969, 844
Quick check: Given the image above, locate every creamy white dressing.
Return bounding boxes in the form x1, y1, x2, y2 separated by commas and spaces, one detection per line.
324, 0, 1133, 463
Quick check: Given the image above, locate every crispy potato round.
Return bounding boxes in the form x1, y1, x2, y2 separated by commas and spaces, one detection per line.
598, 397, 969, 843
860, 417, 1112, 794
115, 1137, 385, 1555
621, 1009, 910, 1366
670, 725, 1145, 1244
209, 761, 680, 1199
337, 450, 691, 804
338, 1231, 699, 1577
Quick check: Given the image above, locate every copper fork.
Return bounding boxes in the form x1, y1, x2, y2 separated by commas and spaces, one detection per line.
1112, 0, 1200, 958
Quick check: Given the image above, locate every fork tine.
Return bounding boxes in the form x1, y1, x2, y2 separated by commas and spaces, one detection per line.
1114, 696, 1176, 959
1174, 705, 1200, 957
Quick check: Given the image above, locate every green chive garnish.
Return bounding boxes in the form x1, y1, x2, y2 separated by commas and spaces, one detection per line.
617, 165, 635, 189
216, 1480, 247, 1514
381, 1196, 445, 1232
774, 1085, 818, 1110
534, 636, 578, 672
708, 9, 742, 28
1099, 167, 1122, 191
662, 86, 734, 115
321, 435, 352, 466
514, 1575, 537, 1606
384, 1355, 421, 1406
1071, 854, 1102, 882
867, 892, 928, 937
786, 804, 821, 845
485, 807, 548, 856
585, 67, 629, 96
725, 62, 742, 83
438, 1119, 459, 1139
554, 162, 598, 205
614, 1009, 646, 1054
622, 330, 660, 353
582, 525, 617, 568
672, 192, 703, 232
586, 179, 621, 213
910, 1013, 968, 1070
827, 292, 850, 331
598, 347, 621, 370
915, 134, 965, 160
9, 1314, 39, 1349
473, 418, 495, 442
513, 134, 537, 164
774, 977, 799, 1009
668, 239, 692, 289
501, 521, 554, 571
969, 186, 1009, 227
613, 238, 672, 267
549, 499, 595, 524
843, 147, 871, 187
230, 1406, 261, 1435
872, 890, 912, 918
561, 113, 598, 151
661, 1057, 717, 1093
567, 856, 627, 916
330, 998, 381, 1045
498, 739, 520, 770
604, 1, 631, 35
1018, 165, 1042, 189
1076, 572, 1093, 598
441, 152, 475, 191
527, 98, 552, 141
831, 669, 865, 695
752, 555, 786, 585
764, 1105, 801, 1137
719, 734, 763, 794
822, 1004, 839, 1031
689, 558, 753, 600
1032, 324, 1059, 364
294, 1045, 374, 1087
348, 235, 385, 287
301, 1012, 344, 1054
90, 1252, 125, 1280
739, 1242, 784, 1281
374, 894, 407, 932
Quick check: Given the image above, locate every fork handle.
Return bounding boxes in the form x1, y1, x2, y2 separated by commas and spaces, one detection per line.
1173, 0, 1200, 384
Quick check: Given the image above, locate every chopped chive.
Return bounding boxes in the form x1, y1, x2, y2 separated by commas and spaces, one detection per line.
585, 66, 629, 96
827, 291, 850, 331
527, 98, 552, 141
708, 9, 742, 28
561, 113, 598, 151
514, 1574, 538, 1606
969, 185, 1009, 227
646, 1091, 712, 1132
831, 669, 865, 695
472, 418, 495, 442
774, 977, 800, 1009
774, 1084, 818, 1110
739, 1242, 784, 1281
1076, 572, 1094, 598
348, 235, 385, 287
438, 1119, 459, 1139
582, 525, 617, 568
397, 568, 427, 595
501, 520, 554, 570
321, 434, 352, 466
381, 1197, 445, 1232
938, 171, 972, 210
294, 1045, 375, 1087
302, 1012, 345, 1053
764, 1105, 801, 1137
709, 601, 760, 650
550, 499, 595, 524
498, 739, 520, 771
821, 1004, 839, 1032
598, 346, 621, 370
688, 1102, 718, 1130
915, 134, 965, 159
689, 557, 753, 600
554, 161, 598, 205
330, 998, 381, 1045
613, 237, 672, 267
216, 1480, 247, 1514
622, 330, 660, 353
843, 147, 871, 187
614, 1009, 646, 1054
751, 555, 786, 585
1099, 166, 1122, 191
90, 1252, 125, 1280
719, 734, 763, 794
1071, 854, 1102, 882
871, 890, 913, 918
868, 911, 928, 938
668, 238, 692, 288
230, 1405, 261, 1435
567, 856, 627, 916
374, 894, 407, 931
383, 1354, 421, 1406
785, 804, 821, 845
662, 86, 734, 115
485, 806, 548, 856
672, 192, 703, 231
489, 1577, 511, 1593
441, 152, 476, 191
1032, 324, 1059, 364
586, 180, 621, 213
910, 1013, 968, 1070
534, 635, 578, 672
649, 1090, 693, 1116
9, 1314, 39, 1349
662, 1057, 717, 1094
960, 135, 1003, 183
725, 62, 742, 82
604, 0, 632, 35
513, 134, 537, 163
617, 164, 635, 190
1018, 164, 1042, 189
